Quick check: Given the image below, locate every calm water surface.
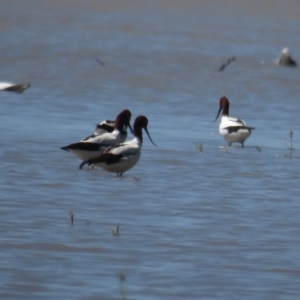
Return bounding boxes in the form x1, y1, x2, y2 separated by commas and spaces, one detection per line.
0, 1, 300, 299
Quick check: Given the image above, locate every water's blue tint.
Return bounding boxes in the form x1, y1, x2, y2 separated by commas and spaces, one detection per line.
0, 1, 300, 299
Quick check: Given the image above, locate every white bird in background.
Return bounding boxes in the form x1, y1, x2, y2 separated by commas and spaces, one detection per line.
61, 109, 133, 161
214, 96, 255, 147
80, 115, 157, 176
278, 48, 297, 67
0, 82, 30, 93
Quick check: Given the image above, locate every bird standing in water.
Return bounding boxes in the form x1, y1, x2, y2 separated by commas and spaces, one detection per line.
214, 97, 255, 147
80, 115, 157, 176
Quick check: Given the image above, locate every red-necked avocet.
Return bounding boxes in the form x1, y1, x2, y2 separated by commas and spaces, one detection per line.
214, 96, 255, 147
79, 115, 157, 176
61, 109, 133, 161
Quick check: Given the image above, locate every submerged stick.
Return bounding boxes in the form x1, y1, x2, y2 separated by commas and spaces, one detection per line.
284, 129, 295, 157
112, 225, 120, 237
218, 56, 236, 71
119, 272, 126, 300
69, 211, 74, 225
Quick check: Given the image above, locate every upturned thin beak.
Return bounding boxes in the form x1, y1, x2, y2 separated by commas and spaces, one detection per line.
214, 107, 222, 122
145, 128, 157, 147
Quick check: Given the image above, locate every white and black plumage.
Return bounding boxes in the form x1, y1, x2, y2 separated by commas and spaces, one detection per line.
81, 120, 128, 143
0, 82, 30, 93
278, 48, 297, 67
61, 109, 133, 161
79, 116, 157, 176
214, 97, 255, 147
94, 120, 115, 135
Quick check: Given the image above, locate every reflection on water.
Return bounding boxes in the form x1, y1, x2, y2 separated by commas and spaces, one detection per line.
0, 0, 300, 299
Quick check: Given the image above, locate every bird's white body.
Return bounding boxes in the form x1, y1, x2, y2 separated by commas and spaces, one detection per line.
96, 137, 142, 174
82, 129, 120, 144
215, 97, 254, 147
278, 48, 297, 66
67, 130, 122, 161
80, 115, 156, 176
81, 121, 127, 143
94, 120, 115, 135
219, 116, 252, 146
61, 109, 133, 162
0, 82, 15, 90
0, 82, 30, 93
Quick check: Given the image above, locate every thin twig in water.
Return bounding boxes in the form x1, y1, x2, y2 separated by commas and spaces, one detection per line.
95, 57, 105, 65
69, 211, 74, 225
195, 141, 204, 153
112, 225, 120, 237
119, 272, 127, 300
255, 146, 262, 153
284, 129, 295, 157
218, 56, 235, 71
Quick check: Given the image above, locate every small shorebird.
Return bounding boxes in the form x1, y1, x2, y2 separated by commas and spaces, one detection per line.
214, 96, 255, 147
278, 48, 297, 67
61, 110, 133, 161
0, 82, 30, 93
79, 116, 157, 176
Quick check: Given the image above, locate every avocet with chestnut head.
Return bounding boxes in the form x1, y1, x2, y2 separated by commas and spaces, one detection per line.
80, 115, 157, 176
214, 96, 255, 147
61, 109, 133, 161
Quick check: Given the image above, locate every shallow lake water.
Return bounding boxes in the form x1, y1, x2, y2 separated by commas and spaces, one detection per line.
0, 1, 300, 299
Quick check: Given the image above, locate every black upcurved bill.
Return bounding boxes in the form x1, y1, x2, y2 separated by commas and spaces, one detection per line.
214, 107, 222, 122
145, 128, 157, 147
